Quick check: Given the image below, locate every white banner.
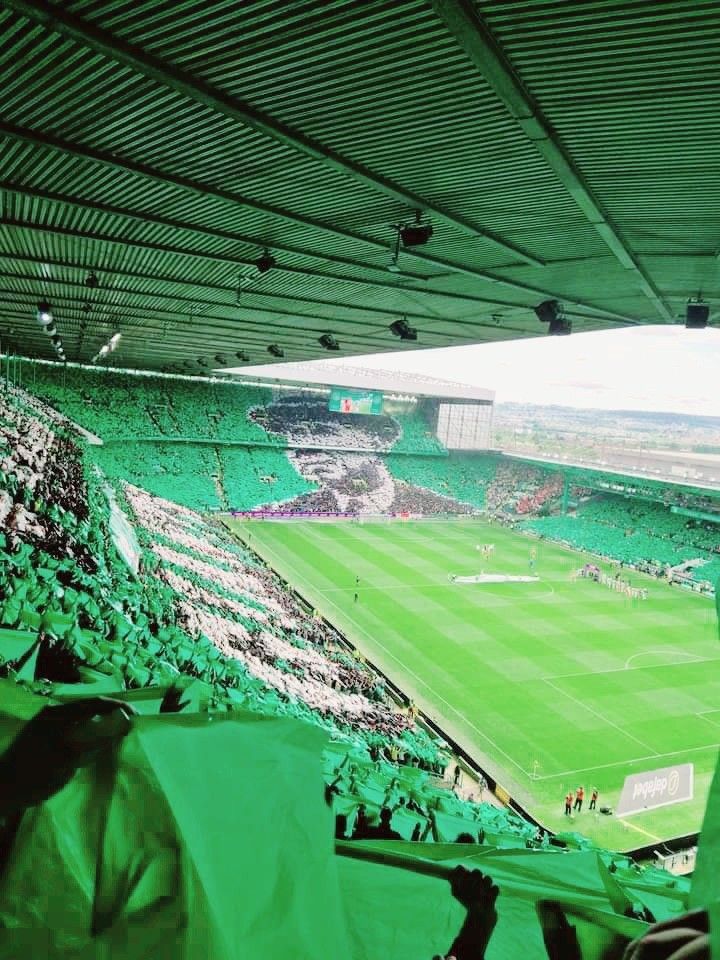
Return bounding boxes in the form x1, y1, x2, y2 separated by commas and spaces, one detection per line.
616, 763, 693, 816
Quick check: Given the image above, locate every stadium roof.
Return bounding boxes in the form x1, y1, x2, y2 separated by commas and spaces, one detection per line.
0, 1, 718, 372
228, 360, 495, 402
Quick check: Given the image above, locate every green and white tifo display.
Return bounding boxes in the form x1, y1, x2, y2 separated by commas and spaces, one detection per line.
229, 517, 719, 852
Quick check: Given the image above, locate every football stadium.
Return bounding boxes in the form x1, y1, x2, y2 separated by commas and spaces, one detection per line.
0, 4, 719, 959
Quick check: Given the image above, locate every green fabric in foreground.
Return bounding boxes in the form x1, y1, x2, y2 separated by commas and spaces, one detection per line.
336, 842, 656, 960
0, 711, 352, 959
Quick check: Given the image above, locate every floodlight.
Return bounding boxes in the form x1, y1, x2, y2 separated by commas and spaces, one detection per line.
256, 250, 276, 274
400, 222, 433, 247
85, 271, 99, 288
534, 299, 561, 323
389, 318, 417, 341
36, 301, 53, 326
319, 333, 340, 351
109, 332, 122, 349
548, 315, 572, 336
686, 300, 709, 329
267, 343, 284, 358
235, 350, 250, 362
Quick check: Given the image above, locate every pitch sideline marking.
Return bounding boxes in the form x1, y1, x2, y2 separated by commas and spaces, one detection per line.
696, 711, 720, 731
542, 677, 657, 755
314, 588, 537, 781
533, 740, 720, 781
239, 527, 718, 798
549, 656, 720, 681
242, 531, 537, 782
618, 819, 662, 843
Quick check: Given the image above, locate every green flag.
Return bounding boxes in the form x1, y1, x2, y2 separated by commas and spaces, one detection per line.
0, 711, 352, 959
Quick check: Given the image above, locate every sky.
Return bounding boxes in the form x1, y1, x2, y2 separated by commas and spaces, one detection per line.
237, 325, 720, 417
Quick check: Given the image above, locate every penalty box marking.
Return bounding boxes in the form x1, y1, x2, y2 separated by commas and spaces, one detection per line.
244, 529, 717, 793
542, 677, 657, 756
532, 740, 720, 782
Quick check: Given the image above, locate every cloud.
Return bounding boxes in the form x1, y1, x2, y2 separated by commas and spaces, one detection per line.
234, 326, 720, 418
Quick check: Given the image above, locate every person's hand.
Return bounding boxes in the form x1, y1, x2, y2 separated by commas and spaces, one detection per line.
536, 900, 581, 960
444, 866, 499, 960
0, 697, 134, 817
160, 685, 189, 713
623, 909, 709, 960
449, 865, 498, 914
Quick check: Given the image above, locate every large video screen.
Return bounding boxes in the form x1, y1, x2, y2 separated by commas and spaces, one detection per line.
328, 387, 384, 415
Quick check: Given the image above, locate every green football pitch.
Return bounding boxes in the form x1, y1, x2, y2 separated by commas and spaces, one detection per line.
226, 517, 719, 852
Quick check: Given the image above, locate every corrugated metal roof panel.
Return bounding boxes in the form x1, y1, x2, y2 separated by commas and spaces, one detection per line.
0, 0, 713, 369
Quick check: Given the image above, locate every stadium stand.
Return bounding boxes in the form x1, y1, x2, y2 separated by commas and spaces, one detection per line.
485, 460, 563, 516
0, 379, 708, 958
523, 494, 720, 587
385, 452, 496, 511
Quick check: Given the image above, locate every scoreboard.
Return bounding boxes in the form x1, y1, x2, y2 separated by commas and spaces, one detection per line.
328, 387, 383, 415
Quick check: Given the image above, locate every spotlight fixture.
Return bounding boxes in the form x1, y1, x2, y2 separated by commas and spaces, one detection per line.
255, 250, 276, 274
43, 322, 57, 338
400, 210, 433, 247
387, 228, 402, 272
214, 354, 228, 365
50, 330, 65, 361
267, 343, 284, 358
549, 315, 572, 336
686, 299, 709, 329
318, 333, 340, 351
82, 301, 92, 314
534, 299, 571, 335
197, 358, 209, 367
85, 271, 99, 288
389, 318, 417, 341
534, 299, 561, 324
235, 350, 250, 362
36, 301, 53, 326
92, 331, 123, 364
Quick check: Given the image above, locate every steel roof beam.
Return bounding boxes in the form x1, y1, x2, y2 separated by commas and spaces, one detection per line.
0, 179, 437, 284
0, 202, 632, 321
0, 298, 485, 364
4, 0, 543, 268
429, 0, 674, 322
0, 248, 534, 333
0, 266, 541, 348
0, 214, 527, 313
0, 120, 532, 282
0, 302, 397, 355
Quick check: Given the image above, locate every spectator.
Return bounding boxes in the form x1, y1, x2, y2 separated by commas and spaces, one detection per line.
365, 807, 402, 840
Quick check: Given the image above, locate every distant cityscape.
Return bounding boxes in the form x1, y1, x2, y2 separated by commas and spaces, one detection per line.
494, 403, 720, 488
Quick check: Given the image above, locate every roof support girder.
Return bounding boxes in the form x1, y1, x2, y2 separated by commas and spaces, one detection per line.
429, 0, 674, 322
0, 120, 533, 283
3, 0, 543, 268
0, 251, 536, 340
0, 196, 633, 321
